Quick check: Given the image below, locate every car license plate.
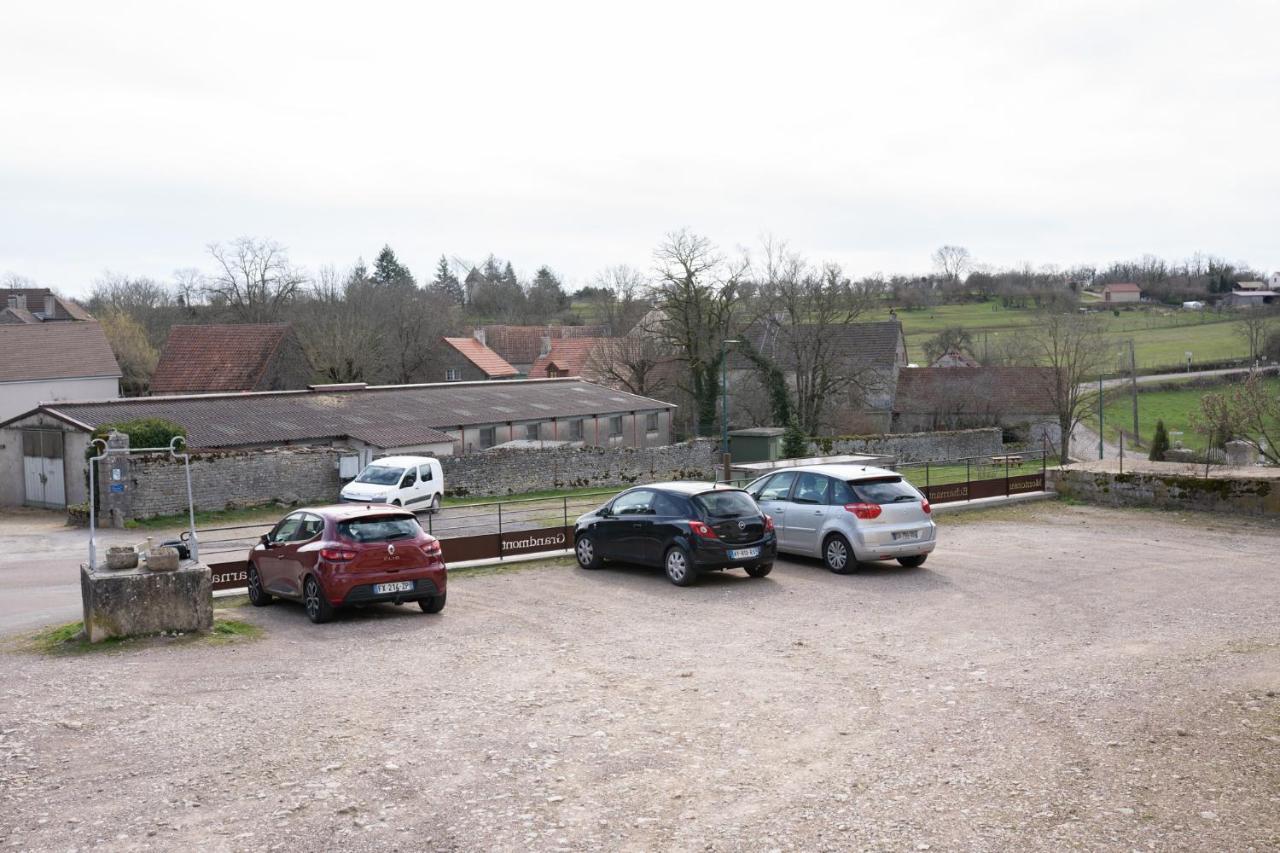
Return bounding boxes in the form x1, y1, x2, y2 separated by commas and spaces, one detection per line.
728, 547, 761, 560
892, 531, 919, 541
374, 581, 414, 594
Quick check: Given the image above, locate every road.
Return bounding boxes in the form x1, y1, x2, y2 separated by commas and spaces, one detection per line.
0, 495, 608, 637
3, 502, 1278, 851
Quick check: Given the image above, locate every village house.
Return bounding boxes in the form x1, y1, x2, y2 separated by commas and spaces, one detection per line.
0, 322, 121, 424
1101, 282, 1142, 303
0, 378, 675, 509
437, 337, 519, 381
475, 324, 610, 375
528, 336, 609, 379
1, 288, 95, 324
149, 323, 313, 395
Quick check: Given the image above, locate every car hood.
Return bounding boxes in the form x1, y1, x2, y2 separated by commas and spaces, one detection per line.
342, 484, 390, 498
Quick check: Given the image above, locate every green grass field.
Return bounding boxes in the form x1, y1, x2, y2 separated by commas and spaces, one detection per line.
1100, 376, 1280, 451
867, 300, 1248, 371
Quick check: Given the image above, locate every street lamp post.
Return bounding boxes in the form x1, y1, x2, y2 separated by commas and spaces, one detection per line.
721, 339, 742, 456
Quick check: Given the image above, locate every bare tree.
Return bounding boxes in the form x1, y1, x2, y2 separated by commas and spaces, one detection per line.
585, 265, 650, 334
204, 237, 306, 323
584, 334, 672, 398
1195, 373, 1280, 465
1234, 310, 1277, 364
754, 240, 875, 433
649, 230, 748, 437
1028, 311, 1112, 464
931, 245, 972, 283
294, 266, 384, 383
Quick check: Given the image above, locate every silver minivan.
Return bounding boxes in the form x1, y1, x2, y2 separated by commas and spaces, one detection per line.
744, 465, 936, 573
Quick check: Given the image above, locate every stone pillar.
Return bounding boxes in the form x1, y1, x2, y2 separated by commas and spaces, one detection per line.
99, 430, 131, 528
1224, 440, 1255, 467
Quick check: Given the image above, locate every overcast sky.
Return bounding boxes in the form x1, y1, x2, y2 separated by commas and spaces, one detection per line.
3, 1, 1278, 297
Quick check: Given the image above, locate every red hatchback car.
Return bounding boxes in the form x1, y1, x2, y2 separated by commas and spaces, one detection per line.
247, 505, 447, 623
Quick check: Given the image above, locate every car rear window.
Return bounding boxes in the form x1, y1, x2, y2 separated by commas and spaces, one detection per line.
338, 516, 422, 542
844, 476, 921, 505
693, 490, 758, 519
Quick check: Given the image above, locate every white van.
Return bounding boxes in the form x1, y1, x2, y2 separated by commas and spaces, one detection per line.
339, 456, 444, 513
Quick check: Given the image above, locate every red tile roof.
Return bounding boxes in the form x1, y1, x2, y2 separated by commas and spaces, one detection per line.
894, 367, 1059, 416
441, 337, 519, 378
150, 324, 296, 394
478, 325, 609, 365
0, 321, 121, 383
528, 338, 607, 378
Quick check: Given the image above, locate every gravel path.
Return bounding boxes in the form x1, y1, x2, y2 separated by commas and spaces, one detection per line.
2, 502, 1278, 852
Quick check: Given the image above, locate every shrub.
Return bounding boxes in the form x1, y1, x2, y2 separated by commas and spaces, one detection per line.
782, 418, 809, 459
93, 418, 187, 451
1148, 419, 1170, 461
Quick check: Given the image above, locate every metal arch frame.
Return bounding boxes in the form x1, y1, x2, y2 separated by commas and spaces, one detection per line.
88, 435, 198, 570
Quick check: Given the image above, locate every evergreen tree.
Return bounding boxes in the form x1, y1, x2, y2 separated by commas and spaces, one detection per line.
1148, 419, 1170, 461
783, 417, 809, 459
527, 265, 568, 320
371, 245, 416, 288
430, 255, 464, 305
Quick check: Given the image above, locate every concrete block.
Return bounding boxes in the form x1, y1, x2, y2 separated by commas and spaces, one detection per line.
80, 563, 213, 643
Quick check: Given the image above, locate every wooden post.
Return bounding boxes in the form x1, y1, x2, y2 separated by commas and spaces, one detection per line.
722, 452, 732, 484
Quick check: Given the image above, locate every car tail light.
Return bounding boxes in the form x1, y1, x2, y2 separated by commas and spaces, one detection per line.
320, 547, 357, 562
921, 499, 932, 514
763, 515, 775, 532
688, 520, 718, 539
844, 503, 882, 520
423, 539, 442, 557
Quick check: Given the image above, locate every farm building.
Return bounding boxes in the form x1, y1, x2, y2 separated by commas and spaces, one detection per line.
1101, 283, 1142, 303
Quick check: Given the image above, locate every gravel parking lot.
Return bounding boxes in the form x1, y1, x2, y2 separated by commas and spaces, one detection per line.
2, 501, 1278, 852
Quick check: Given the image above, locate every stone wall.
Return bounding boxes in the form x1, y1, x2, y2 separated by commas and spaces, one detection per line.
807, 428, 1003, 463
1050, 467, 1278, 516
441, 439, 719, 497
128, 446, 343, 519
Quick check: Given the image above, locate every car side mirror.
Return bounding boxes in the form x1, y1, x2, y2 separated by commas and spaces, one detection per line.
259, 533, 271, 546
599, 506, 612, 518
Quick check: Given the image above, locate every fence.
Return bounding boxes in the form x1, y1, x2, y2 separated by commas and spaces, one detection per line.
201, 450, 1049, 591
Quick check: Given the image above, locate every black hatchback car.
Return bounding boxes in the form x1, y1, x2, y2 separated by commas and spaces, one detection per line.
573, 482, 777, 586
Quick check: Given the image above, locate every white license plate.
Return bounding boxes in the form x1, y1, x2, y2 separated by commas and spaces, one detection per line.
728, 547, 761, 560
373, 581, 414, 594
892, 531, 919, 541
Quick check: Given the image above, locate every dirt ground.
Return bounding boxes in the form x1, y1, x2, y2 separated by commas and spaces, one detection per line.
2, 502, 1278, 852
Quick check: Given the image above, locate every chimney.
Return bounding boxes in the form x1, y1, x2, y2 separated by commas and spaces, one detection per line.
473, 328, 486, 346
14, 294, 26, 311
44, 293, 56, 319
539, 335, 552, 357
5, 295, 15, 310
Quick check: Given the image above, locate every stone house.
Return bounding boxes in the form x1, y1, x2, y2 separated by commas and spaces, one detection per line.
0, 378, 675, 509
149, 323, 313, 395
437, 337, 519, 382
891, 366, 1059, 444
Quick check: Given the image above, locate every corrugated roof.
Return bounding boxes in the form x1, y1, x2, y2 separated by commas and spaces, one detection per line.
150, 324, 295, 394
8, 378, 675, 450
441, 337, 519, 378
893, 367, 1058, 416
0, 322, 122, 383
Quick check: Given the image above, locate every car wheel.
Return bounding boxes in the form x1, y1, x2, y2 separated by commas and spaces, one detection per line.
664, 546, 697, 587
429, 494, 441, 514
898, 554, 928, 568
744, 562, 773, 578
823, 534, 855, 574
247, 563, 273, 607
575, 534, 603, 569
304, 575, 335, 623
418, 592, 446, 613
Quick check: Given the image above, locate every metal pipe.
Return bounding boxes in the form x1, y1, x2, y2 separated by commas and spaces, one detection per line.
169, 436, 198, 564
1098, 374, 1105, 460
86, 438, 107, 571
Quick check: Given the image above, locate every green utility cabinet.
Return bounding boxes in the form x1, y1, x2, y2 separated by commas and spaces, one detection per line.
728, 427, 785, 463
